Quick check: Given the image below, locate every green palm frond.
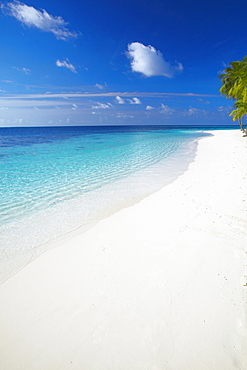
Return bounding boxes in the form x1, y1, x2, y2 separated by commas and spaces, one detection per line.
219, 56, 247, 131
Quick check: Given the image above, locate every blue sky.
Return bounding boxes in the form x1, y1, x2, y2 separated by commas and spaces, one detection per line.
0, 0, 247, 127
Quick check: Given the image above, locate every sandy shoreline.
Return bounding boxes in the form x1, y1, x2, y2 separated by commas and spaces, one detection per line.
0, 129, 246, 369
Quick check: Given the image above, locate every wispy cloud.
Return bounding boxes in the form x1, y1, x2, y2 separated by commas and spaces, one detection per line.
12, 66, 31, 74
0, 98, 80, 108
0, 92, 220, 100
197, 98, 210, 104
95, 83, 106, 90
186, 107, 206, 116
217, 106, 232, 114
127, 42, 183, 78
146, 105, 154, 110
160, 103, 175, 115
2, 1, 79, 40
92, 102, 112, 109
115, 113, 134, 119
56, 59, 77, 73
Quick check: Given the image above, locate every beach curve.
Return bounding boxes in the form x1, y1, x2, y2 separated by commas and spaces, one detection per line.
0, 129, 246, 369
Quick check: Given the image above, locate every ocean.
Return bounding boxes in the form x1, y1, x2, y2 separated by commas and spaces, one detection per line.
0, 125, 224, 281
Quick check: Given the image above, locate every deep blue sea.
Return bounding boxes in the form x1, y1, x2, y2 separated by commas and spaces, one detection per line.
0, 125, 235, 281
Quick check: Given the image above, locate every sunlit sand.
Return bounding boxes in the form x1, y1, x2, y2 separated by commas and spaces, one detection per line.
0, 130, 246, 369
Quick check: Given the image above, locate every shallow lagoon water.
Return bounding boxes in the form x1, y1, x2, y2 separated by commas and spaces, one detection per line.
0, 125, 210, 281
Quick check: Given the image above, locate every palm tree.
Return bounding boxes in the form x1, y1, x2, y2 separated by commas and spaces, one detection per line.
219, 61, 242, 99
229, 99, 247, 134
219, 56, 247, 133
219, 57, 247, 101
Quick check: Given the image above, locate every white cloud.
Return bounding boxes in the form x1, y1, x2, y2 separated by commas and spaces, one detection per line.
3, 1, 78, 40
0, 91, 218, 101
160, 103, 175, 115
217, 106, 232, 114
128, 97, 142, 104
12, 66, 31, 74
179, 107, 209, 117
115, 96, 141, 105
127, 42, 183, 78
92, 102, 112, 109
146, 105, 154, 110
187, 107, 197, 115
187, 107, 206, 116
197, 98, 210, 104
116, 113, 134, 119
115, 96, 125, 104
56, 59, 77, 73
95, 83, 105, 89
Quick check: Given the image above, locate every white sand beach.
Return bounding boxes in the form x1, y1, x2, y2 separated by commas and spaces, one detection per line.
0, 129, 246, 370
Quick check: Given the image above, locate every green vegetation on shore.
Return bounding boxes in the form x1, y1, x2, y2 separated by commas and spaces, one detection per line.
219, 56, 247, 135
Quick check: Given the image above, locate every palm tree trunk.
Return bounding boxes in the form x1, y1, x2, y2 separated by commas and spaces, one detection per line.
238, 118, 242, 131
243, 116, 247, 136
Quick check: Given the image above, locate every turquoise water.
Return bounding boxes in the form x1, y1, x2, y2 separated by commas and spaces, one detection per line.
0, 125, 211, 281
